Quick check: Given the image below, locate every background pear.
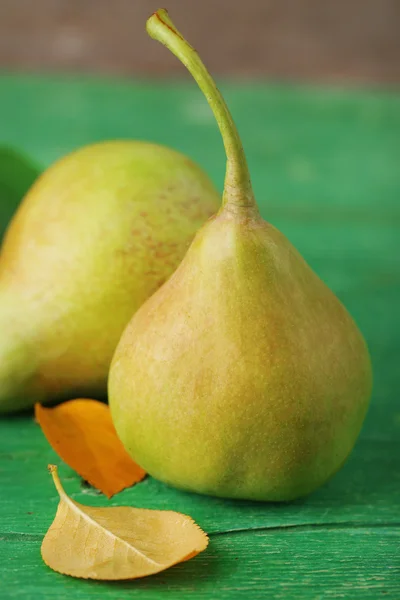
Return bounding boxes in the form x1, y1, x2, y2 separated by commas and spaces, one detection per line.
0, 140, 219, 413
109, 10, 373, 502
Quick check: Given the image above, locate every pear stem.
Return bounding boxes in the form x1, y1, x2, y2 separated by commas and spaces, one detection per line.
146, 9, 258, 216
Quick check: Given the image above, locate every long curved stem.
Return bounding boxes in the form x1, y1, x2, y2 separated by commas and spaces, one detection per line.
146, 9, 258, 216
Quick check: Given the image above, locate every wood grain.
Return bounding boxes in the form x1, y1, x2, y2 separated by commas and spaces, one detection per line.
2, 528, 399, 598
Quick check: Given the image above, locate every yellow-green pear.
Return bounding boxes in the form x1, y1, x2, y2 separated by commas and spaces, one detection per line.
0, 140, 219, 413
109, 10, 372, 502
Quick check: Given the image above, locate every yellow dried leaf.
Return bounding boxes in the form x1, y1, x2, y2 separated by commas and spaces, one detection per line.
41, 465, 209, 580
35, 399, 146, 497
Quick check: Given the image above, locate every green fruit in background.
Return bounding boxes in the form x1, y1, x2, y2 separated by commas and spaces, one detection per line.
0, 140, 219, 413
109, 10, 372, 502
0, 146, 41, 241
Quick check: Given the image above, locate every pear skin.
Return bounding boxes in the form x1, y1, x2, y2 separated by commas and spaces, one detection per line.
0, 141, 219, 413
108, 11, 372, 502
110, 213, 371, 501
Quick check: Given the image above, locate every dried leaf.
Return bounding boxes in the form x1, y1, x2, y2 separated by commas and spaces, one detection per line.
35, 399, 145, 497
42, 465, 209, 580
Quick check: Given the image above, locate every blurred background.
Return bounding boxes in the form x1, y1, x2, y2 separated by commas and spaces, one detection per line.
0, 0, 399, 84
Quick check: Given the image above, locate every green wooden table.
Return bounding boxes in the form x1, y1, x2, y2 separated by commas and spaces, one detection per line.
0, 74, 399, 599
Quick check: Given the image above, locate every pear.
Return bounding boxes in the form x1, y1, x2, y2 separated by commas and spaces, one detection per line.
0, 140, 219, 413
109, 10, 373, 501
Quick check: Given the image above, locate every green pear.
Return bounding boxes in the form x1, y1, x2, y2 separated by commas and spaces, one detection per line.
109, 10, 373, 502
0, 140, 219, 413
0, 146, 40, 240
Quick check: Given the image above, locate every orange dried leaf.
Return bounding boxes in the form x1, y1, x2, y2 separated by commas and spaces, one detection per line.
42, 465, 209, 580
35, 399, 145, 497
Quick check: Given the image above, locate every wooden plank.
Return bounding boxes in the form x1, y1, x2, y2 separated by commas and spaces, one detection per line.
1, 420, 399, 537
1, 527, 399, 599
